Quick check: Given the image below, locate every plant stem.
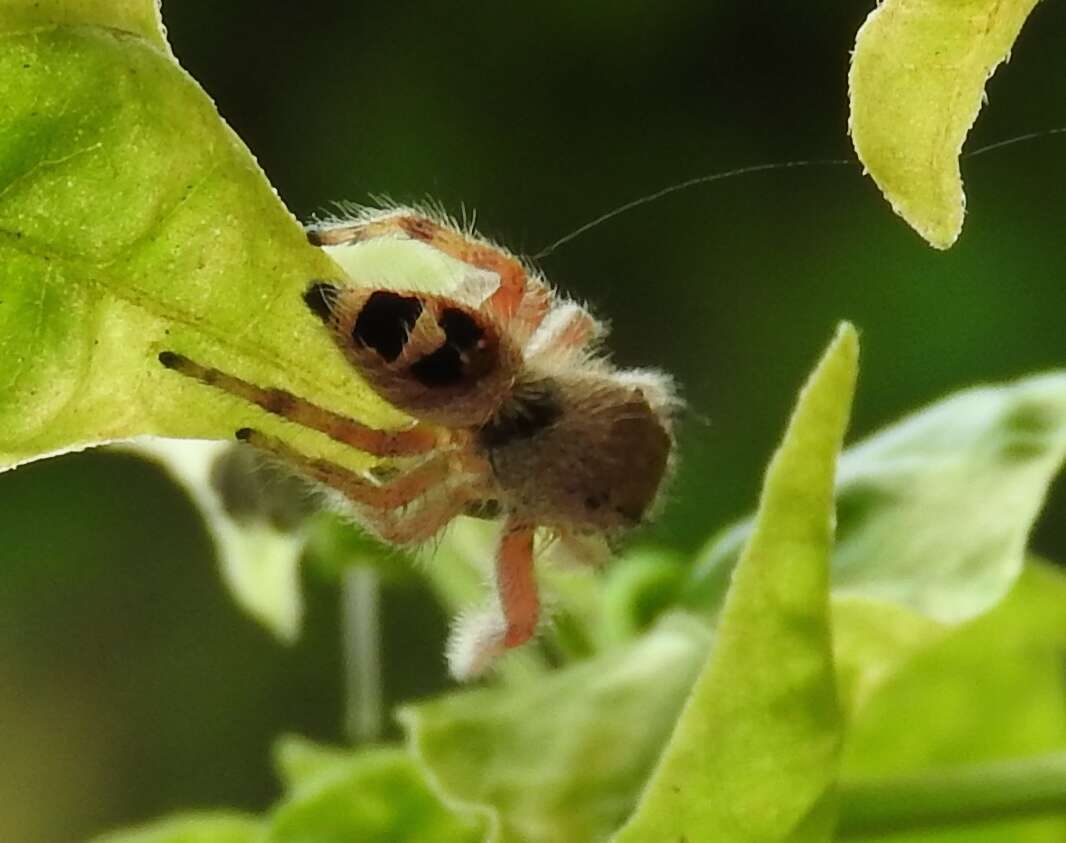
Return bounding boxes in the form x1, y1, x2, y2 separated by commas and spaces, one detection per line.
341, 566, 383, 743
837, 751, 1066, 838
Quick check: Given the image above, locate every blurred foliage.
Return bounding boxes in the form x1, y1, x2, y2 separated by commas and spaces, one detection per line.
4, 1, 1066, 842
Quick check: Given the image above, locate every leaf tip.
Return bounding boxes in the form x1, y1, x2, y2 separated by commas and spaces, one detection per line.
829, 321, 861, 371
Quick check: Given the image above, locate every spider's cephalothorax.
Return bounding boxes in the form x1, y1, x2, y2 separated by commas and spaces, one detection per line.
160, 207, 677, 677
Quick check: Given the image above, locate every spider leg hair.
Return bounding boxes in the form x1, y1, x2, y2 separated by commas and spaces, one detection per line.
355, 485, 480, 545
234, 428, 475, 511
307, 207, 537, 325
159, 351, 438, 457
446, 516, 540, 680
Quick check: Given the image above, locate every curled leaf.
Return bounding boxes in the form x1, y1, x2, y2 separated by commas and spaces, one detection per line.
849, 0, 1041, 247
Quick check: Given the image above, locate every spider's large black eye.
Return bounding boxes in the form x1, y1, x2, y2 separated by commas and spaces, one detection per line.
408, 307, 488, 387
353, 291, 424, 362
438, 308, 483, 350
410, 345, 464, 386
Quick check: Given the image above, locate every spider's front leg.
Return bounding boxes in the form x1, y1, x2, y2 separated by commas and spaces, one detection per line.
159, 352, 439, 457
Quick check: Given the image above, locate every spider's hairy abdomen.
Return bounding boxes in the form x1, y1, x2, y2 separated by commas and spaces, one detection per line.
478, 370, 675, 532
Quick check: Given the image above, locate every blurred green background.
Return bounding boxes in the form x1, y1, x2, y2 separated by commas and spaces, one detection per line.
3, 2, 1066, 841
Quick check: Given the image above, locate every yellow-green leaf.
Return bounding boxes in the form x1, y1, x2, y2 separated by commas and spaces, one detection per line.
0, 4, 448, 477
849, 0, 1041, 248
613, 323, 859, 843
268, 744, 485, 843
0, 0, 167, 51
838, 563, 1066, 842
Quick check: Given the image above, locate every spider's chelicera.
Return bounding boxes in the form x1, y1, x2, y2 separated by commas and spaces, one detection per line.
160, 207, 678, 678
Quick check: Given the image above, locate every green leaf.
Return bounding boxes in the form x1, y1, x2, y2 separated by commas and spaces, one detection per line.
613, 323, 858, 843
0, 4, 442, 476
848, 0, 1040, 248
838, 563, 1066, 842
274, 734, 360, 793
831, 597, 946, 718
267, 745, 484, 843
90, 813, 262, 843
0, 0, 167, 51
687, 373, 1066, 625
400, 615, 712, 843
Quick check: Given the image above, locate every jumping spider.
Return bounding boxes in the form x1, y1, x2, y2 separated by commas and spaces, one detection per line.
160, 207, 678, 677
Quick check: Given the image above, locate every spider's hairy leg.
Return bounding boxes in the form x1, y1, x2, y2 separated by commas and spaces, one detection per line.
158, 352, 439, 457
495, 519, 539, 647
446, 516, 540, 680
308, 210, 536, 324
235, 428, 477, 510
357, 486, 479, 545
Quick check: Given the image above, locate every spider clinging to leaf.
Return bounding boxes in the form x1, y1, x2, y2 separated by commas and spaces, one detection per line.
159, 206, 678, 678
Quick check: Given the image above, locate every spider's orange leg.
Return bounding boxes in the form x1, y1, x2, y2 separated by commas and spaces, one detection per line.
235, 428, 477, 511
495, 518, 540, 648
308, 211, 544, 330
445, 516, 540, 680
357, 487, 479, 545
159, 352, 439, 457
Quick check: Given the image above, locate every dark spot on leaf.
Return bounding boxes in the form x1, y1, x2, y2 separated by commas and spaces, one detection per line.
1002, 400, 1058, 437
353, 291, 423, 362
995, 400, 1060, 462
835, 480, 897, 543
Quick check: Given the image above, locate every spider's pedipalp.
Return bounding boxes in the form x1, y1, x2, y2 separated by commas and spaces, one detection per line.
524, 301, 605, 361
159, 351, 439, 457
